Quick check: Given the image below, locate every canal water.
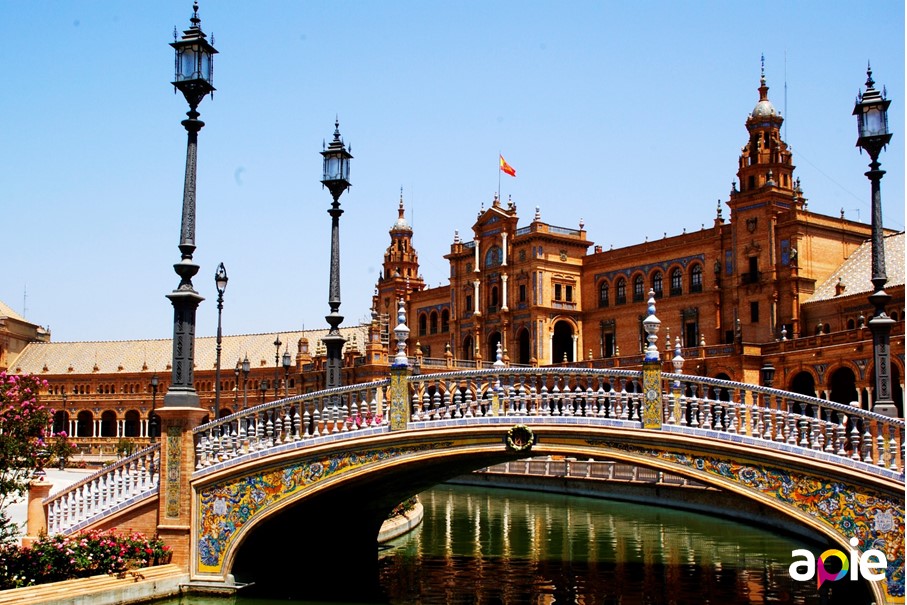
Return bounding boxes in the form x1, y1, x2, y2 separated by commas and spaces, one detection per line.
167, 484, 873, 604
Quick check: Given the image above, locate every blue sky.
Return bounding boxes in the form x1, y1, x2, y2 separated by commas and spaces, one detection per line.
2, 1, 904, 343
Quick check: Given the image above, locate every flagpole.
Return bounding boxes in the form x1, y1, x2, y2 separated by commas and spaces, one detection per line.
497, 151, 502, 201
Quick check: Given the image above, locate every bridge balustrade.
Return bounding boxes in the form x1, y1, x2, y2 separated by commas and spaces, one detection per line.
41, 367, 904, 538
44, 444, 160, 536
407, 368, 645, 420
404, 368, 902, 473
663, 373, 904, 472
193, 379, 390, 467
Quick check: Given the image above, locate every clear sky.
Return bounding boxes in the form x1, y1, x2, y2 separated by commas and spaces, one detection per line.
2, 1, 904, 343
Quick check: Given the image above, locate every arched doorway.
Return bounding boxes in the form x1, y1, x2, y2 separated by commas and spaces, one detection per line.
76, 411, 94, 438
552, 321, 574, 364
487, 332, 501, 362
100, 410, 117, 437
788, 372, 816, 398
149, 412, 160, 439
517, 328, 531, 365
123, 410, 140, 437
829, 367, 858, 406
713, 373, 732, 401
462, 336, 473, 361
53, 410, 69, 435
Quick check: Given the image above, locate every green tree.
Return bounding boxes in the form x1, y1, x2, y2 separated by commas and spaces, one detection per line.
0, 372, 53, 543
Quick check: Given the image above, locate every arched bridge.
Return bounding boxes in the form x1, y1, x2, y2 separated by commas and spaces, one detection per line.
40, 367, 905, 602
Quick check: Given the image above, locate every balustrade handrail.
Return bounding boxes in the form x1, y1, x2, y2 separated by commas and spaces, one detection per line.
664, 372, 906, 428
44, 442, 161, 505
193, 378, 391, 435
190, 366, 903, 475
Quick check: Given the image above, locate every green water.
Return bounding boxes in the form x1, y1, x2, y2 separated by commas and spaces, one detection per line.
161, 484, 873, 604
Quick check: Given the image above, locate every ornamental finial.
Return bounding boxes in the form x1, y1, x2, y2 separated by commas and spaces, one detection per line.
642, 289, 661, 362
393, 299, 410, 366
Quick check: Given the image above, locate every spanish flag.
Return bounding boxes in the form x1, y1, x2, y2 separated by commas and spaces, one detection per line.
499, 154, 516, 177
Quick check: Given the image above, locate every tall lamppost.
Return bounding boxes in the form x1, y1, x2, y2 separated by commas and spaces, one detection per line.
282, 348, 292, 396
214, 263, 228, 413
60, 392, 68, 434
320, 120, 353, 389
163, 2, 218, 410
273, 335, 282, 398
150, 374, 159, 442
853, 65, 897, 418
241, 355, 250, 410
233, 361, 240, 408
59, 392, 68, 470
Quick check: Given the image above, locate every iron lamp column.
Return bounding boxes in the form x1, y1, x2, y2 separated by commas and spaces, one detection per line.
213, 262, 228, 414
241, 355, 250, 410
163, 2, 218, 409
273, 335, 282, 398
282, 348, 292, 396
853, 65, 897, 418
320, 120, 352, 389
150, 374, 159, 442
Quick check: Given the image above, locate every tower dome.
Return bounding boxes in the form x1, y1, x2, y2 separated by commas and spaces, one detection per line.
750, 57, 779, 119
390, 189, 411, 232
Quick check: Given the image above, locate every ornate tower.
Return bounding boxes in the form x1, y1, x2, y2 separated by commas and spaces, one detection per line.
731, 60, 798, 201
373, 192, 425, 346
724, 59, 806, 344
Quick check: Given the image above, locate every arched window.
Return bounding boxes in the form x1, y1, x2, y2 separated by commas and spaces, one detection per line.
419, 313, 427, 336
441, 309, 450, 332
652, 272, 663, 299
633, 275, 644, 302
598, 281, 609, 308
670, 269, 683, 296
616, 278, 627, 305
484, 246, 503, 268
691, 264, 703, 293
429, 311, 439, 334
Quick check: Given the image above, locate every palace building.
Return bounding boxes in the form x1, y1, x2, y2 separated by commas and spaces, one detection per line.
4, 71, 904, 455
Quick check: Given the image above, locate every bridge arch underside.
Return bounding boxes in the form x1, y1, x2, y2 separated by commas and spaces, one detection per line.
193, 426, 904, 602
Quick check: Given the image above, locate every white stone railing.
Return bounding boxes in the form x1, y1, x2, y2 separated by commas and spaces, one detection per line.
193, 367, 904, 475
192, 379, 390, 467
43, 367, 903, 536
44, 444, 160, 536
406, 368, 904, 474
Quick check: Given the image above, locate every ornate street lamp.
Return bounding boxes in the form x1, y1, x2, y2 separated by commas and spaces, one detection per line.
320, 120, 352, 389
853, 64, 897, 418
241, 355, 250, 410
60, 392, 68, 434
214, 262, 228, 413
273, 335, 282, 398
760, 362, 775, 389
163, 2, 218, 410
150, 374, 159, 442
282, 348, 292, 397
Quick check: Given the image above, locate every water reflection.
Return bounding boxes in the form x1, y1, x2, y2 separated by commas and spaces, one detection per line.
159, 484, 871, 604
377, 485, 870, 605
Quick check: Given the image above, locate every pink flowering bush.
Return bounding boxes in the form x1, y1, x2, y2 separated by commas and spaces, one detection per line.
0, 529, 171, 589
0, 372, 53, 542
